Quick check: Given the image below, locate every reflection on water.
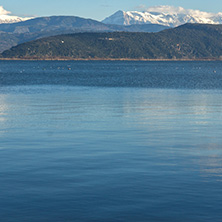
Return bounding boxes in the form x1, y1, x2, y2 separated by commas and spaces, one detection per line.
0, 95, 8, 139
0, 95, 8, 122
196, 143, 222, 180
1, 61, 222, 221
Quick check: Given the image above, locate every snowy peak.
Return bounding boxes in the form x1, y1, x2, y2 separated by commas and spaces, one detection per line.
0, 15, 31, 24
0, 6, 32, 24
102, 10, 152, 26
103, 10, 127, 25
102, 6, 222, 27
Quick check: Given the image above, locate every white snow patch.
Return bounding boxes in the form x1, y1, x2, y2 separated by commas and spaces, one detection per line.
0, 6, 32, 24
102, 6, 222, 27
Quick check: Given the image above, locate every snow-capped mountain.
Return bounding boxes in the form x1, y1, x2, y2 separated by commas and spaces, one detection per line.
0, 15, 31, 24
0, 6, 31, 24
102, 6, 222, 27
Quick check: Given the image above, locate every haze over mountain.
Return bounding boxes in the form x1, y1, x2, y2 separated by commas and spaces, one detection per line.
0, 6, 31, 24
102, 6, 222, 27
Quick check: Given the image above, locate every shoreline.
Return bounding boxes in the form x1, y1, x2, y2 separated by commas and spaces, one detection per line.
0, 57, 222, 61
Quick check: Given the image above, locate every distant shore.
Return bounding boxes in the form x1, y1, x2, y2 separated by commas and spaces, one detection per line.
1, 57, 222, 61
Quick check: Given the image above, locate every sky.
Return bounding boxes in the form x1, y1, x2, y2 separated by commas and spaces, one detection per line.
1, 0, 222, 21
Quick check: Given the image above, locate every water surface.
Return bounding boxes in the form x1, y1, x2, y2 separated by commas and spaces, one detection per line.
0, 61, 222, 222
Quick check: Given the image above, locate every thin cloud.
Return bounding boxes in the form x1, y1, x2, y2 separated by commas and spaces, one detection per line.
0, 5, 33, 23
0, 6, 11, 15
145, 5, 216, 17
135, 4, 147, 11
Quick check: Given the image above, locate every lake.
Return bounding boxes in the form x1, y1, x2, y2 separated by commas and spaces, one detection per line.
0, 60, 222, 222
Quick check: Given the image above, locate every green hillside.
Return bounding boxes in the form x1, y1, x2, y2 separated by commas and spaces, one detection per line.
2, 23, 222, 60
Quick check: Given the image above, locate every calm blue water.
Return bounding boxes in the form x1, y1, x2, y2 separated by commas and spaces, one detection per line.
1, 61, 222, 222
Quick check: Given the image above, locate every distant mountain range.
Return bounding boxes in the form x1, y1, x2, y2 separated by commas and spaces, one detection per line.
0, 16, 168, 53
2, 5, 222, 56
0, 16, 168, 34
102, 6, 222, 27
2, 5, 222, 27
2, 24, 222, 60
2, 5, 222, 28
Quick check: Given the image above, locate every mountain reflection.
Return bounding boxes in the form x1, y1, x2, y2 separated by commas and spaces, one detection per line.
0, 94, 8, 122
196, 143, 222, 179
1, 86, 222, 179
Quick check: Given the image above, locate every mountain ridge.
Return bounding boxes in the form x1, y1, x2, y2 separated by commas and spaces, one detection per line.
2, 23, 222, 60
0, 16, 168, 53
102, 6, 222, 27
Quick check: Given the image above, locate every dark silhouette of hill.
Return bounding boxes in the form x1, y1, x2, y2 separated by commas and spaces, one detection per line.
0, 16, 168, 52
2, 23, 222, 60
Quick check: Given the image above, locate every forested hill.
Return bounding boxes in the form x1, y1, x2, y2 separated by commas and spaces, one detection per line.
0, 16, 168, 53
2, 23, 222, 60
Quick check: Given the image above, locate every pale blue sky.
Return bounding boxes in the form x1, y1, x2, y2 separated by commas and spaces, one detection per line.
1, 0, 222, 20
